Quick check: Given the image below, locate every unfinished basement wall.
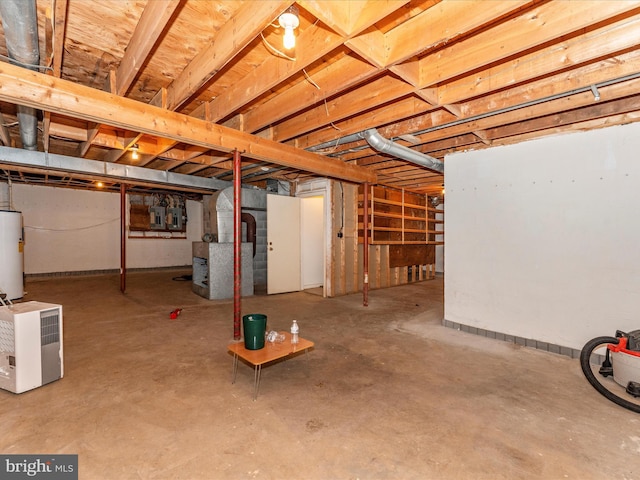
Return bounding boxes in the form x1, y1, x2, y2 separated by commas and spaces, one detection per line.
328, 181, 436, 297
444, 122, 640, 352
329, 181, 359, 297
12, 184, 202, 275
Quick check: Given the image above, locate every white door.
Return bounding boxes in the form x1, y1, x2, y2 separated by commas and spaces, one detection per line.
301, 196, 324, 289
267, 194, 301, 294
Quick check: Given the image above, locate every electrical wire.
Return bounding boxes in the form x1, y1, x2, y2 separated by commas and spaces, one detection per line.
302, 69, 320, 89
24, 217, 119, 232
260, 32, 296, 61
0, 54, 53, 72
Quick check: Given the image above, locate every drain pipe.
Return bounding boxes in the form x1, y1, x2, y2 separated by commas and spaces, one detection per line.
0, 0, 40, 151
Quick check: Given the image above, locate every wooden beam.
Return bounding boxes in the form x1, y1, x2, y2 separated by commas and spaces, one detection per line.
77, 1, 181, 157
344, 28, 386, 68
485, 93, 640, 141
0, 111, 13, 147
417, 0, 640, 88
115, 0, 183, 96
271, 75, 415, 141
244, 55, 377, 133
43, 0, 68, 152
415, 76, 640, 145
0, 63, 375, 184
437, 15, 640, 105
385, 0, 536, 66
195, 1, 412, 125
202, 23, 345, 122
300, 0, 409, 38
490, 110, 640, 147
296, 96, 433, 149
154, 1, 292, 111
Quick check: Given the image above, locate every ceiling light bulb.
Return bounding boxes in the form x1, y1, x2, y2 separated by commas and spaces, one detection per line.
278, 6, 299, 50
283, 26, 296, 50
131, 144, 139, 160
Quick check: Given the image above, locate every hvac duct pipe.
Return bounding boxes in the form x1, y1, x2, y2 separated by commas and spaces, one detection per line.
363, 182, 369, 307
307, 132, 365, 152
0, 0, 40, 151
361, 129, 444, 173
120, 184, 127, 293
233, 149, 242, 341
241, 212, 257, 257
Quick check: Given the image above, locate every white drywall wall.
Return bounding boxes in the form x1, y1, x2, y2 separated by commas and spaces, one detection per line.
13, 184, 202, 274
444, 122, 640, 350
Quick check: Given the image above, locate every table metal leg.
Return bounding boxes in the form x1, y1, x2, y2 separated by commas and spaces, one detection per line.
232, 353, 238, 384
253, 364, 262, 400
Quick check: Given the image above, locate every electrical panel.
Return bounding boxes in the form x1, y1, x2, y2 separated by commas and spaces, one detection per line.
149, 206, 166, 230
130, 193, 188, 234
166, 207, 183, 231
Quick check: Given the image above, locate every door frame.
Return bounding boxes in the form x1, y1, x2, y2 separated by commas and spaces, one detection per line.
296, 179, 331, 298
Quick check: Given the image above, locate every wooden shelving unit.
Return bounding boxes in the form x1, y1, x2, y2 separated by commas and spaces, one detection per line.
352, 185, 444, 285
358, 185, 444, 245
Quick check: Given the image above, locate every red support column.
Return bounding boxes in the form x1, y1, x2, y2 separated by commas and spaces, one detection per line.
233, 149, 242, 340
120, 183, 127, 293
363, 182, 369, 307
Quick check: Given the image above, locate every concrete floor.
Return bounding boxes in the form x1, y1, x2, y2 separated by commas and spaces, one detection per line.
2, 270, 639, 479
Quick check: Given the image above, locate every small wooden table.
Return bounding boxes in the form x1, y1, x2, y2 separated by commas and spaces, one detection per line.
228, 331, 314, 400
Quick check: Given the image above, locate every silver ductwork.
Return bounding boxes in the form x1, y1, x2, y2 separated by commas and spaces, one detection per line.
361, 128, 444, 173
0, 0, 40, 151
208, 186, 266, 243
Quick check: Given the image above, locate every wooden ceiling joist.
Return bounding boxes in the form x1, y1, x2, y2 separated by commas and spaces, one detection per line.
0, 62, 375, 184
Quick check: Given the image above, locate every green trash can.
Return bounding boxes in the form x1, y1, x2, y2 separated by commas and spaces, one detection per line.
243, 314, 267, 350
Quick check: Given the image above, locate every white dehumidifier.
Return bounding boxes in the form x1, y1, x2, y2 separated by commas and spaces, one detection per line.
0, 301, 64, 394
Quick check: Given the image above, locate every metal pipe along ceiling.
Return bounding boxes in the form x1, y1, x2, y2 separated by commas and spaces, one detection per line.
306, 129, 444, 173
307, 70, 640, 169
361, 129, 445, 173
0, 0, 40, 151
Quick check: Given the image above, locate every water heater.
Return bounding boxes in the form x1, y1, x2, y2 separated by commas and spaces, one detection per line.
0, 210, 24, 300
0, 301, 64, 394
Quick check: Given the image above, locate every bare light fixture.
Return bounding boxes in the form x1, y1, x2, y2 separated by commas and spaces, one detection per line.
278, 5, 299, 50
131, 144, 139, 160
